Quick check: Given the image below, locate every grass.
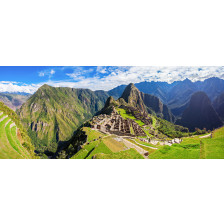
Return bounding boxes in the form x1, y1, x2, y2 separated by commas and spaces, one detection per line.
5, 121, 23, 156
149, 144, 200, 159
86, 140, 112, 159
94, 148, 144, 159
117, 108, 145, 126
200, 127, 224, 159
82, 127, 105, 142
71, 140, 100, 159
148, 127, 224, 159
103, 137, 126, 152
127, 138, 156, 155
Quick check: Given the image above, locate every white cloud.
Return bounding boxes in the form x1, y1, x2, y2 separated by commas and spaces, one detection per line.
38, 69, 55, 79
1, 66, 224, 94
0, 81, 40, 94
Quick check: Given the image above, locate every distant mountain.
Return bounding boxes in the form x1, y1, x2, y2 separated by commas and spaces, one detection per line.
213, 92, 224, 120
196, 77, 224, 101
108, 77, 224, 117
176, 92, 223, 131
120, 83, 175, 122
108, 85, 126, 100
18, 84, 109, 149
0, 93, 30, 111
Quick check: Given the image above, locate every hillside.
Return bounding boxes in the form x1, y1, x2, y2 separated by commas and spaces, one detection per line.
0, 102, 36, 159
18, 84, 109, 150
0, 93, 30, 111
176, 92, 223, 131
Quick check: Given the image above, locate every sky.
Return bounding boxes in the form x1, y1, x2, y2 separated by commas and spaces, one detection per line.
0, 66, 224, 94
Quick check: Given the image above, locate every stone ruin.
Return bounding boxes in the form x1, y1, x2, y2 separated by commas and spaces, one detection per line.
91, 111, 146, 137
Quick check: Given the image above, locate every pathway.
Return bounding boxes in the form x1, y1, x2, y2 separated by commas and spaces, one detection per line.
122, 138, 149, 159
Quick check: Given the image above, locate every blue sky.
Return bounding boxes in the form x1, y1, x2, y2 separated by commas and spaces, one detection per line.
0, 66, 224, 93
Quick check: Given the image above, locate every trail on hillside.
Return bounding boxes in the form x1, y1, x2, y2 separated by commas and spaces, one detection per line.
122, 138, 149, 159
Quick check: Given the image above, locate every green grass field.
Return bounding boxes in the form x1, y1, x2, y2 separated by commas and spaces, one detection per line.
148, 127, 224, 159
200, 127, 224, 159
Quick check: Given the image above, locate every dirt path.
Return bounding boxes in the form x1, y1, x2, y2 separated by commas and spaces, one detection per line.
122, 138, 149, 159
199, 134, 211, 138
132, 139, 158, 150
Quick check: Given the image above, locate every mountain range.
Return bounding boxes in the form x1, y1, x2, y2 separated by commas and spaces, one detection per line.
108, 77, 224, 116
0, 93, 30, 111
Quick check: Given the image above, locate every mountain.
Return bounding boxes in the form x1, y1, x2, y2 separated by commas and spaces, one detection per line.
0, 93, 30, 111
176, 92, 223, 131
18, 84, 109, 151
107, 85, 127, 99
0, 101, 36, 159
120, 83, 175, 122
213, 92, 224, 120
196, 77, 224, 101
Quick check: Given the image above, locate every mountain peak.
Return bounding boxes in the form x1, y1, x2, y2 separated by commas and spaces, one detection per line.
177, 91, 223, 131
39, 84, 51, 90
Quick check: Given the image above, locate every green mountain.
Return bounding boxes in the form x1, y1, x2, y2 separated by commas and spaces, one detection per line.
0, 101, 36, 159
0, 93, 30, 111
17, 84, 109, 151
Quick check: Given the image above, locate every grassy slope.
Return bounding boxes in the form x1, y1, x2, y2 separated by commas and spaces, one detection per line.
0, 102, 36, 159
71, 127, 144, 159
200, 127, 224, 159
148, 127, 224, 159
0, 117, 23, 159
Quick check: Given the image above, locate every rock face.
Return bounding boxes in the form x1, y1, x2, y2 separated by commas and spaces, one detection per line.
120, 83, 174, 122
18, 84, 109, 148
176, 92, 223, 131
213, 92, 224, 120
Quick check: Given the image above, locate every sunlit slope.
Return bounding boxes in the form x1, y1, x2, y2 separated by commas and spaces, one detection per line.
200, 127, 224, 159
148, 127, 224, 159
67, 127, 144, 159
0, 102, 36, 159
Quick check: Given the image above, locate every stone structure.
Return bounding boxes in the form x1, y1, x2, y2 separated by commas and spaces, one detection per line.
91, 112, 146, 137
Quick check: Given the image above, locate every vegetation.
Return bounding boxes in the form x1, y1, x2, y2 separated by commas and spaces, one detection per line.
18, 85, 109, 150
0, 102, 36, 159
